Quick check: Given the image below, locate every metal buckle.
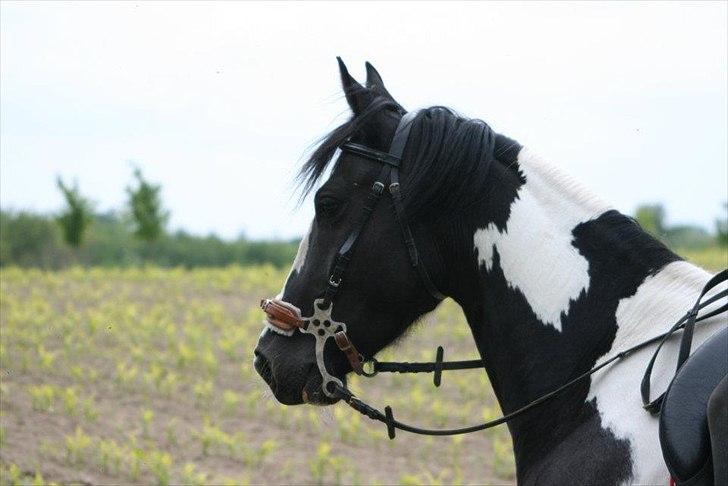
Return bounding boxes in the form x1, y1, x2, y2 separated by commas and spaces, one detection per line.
328, 275, 341, 288
389, 182, 400, 194
361, 359, 378, 378
372, 181, 385, 194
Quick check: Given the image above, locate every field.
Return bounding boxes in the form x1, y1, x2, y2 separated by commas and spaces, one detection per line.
0, 266, 513, 485
1, 247, 724, 485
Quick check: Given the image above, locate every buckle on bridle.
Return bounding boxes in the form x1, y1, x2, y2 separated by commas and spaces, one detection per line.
328, 275, 341, 288
334, 330, 365, 375
361, 359, 378, 377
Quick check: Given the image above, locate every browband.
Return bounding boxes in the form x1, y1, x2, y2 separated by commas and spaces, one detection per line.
340, 142, 401, 167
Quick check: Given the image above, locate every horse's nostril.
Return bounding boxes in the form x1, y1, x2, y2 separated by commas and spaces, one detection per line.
254, 350, 275, 388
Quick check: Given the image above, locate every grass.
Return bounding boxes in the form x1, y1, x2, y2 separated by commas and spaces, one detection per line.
677, 245, 727, 272
0, 247, 722, 484
0, 265, 507, 485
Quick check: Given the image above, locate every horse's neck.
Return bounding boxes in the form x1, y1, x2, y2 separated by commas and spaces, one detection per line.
458, 147, 689, 471
473, 147, 612, 332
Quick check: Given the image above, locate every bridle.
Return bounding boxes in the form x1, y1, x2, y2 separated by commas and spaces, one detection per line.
260, 110, 728, 439
261, 111, 445, 397
321, 111, 446, 307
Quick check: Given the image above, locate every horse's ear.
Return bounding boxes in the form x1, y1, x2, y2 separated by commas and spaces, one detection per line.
365, 61, 395, 101
337, 57, 370, 115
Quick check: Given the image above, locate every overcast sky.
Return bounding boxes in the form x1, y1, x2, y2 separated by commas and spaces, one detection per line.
1, 2, 726, 239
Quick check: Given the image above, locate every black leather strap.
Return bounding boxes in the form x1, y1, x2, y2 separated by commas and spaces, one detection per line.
386, 111, 444, 301
340, 142, 401, 167
676, 271, 727, 369
388, 111, 418, 157
372, 357, 484, 374
389, 167, 446, 301
641, 269, 728, 414
322, 164, 391, 306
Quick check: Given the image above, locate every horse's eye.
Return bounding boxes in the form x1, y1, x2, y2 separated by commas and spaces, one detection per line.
315, 196, 342, 219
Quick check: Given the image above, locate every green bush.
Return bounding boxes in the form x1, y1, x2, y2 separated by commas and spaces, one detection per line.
0, 210, 298, 269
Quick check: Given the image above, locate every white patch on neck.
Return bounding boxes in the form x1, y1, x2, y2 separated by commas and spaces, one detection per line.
257, 221, 313, 341
473, 147, 611, 331
587, 261, 724, 485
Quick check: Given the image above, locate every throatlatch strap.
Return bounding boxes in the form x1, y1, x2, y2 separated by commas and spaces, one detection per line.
640, 269, 728, 415
389, 167, 445, 301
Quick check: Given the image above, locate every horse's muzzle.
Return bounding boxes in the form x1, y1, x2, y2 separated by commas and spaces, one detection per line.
260, 298, 365, 379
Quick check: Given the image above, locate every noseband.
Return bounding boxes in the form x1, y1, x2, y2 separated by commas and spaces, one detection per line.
261, 111, 728, 439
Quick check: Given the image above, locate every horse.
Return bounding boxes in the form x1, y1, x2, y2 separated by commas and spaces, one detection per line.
254, 58, 726, 485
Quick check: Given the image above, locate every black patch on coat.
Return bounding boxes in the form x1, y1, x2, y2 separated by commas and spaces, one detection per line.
472, 209, 680, 484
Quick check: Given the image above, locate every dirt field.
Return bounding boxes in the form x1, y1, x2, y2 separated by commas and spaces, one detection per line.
0, 266, 515, 485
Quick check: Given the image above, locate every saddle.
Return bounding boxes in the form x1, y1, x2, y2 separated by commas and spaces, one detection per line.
658, 326, 727, 486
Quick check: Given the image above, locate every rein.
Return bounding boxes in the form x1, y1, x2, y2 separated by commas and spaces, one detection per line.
263, 275, 726, 439
260, 108, 728, 438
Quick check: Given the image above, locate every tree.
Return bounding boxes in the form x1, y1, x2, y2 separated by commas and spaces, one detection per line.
56, 176, 93, 247
1, 210, 63, 267
634, 203, 666, 240
126, 167, 169, 242
717, 202, 728, 247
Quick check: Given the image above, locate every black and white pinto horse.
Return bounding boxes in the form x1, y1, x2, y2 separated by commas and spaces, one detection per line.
254, 60, 726, 485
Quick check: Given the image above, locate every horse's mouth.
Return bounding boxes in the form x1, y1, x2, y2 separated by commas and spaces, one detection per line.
301, 368, 343, 406
254, 349, 342, 406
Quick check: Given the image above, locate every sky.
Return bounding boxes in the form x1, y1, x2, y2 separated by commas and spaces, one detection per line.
1, 1, 726, 240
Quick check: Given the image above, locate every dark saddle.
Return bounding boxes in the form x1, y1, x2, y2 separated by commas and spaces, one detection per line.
659, 326, 727, 486
641, 270, 728, 486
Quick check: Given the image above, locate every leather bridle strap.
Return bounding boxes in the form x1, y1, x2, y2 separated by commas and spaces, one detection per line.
363, 345, 484, 387
321, 163, 391, 306
389, 166, 445, 300
640, 269, 728, 414
337, 142, 402, 167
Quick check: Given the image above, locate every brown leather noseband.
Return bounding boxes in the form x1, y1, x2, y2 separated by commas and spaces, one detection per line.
260, 299, 304, 332
261, 298, 365, 376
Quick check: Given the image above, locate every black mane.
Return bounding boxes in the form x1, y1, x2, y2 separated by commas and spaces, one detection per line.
298, 101, 521, 221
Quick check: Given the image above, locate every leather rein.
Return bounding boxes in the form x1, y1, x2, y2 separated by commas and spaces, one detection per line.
261, 110, 728, 439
